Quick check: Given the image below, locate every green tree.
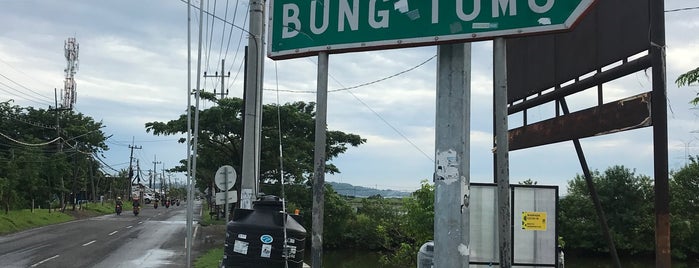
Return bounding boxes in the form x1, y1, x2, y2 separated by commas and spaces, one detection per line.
669, 156, 699, 259
381, 180, 434, 267
559, 166, 654, 254
347, 195, 403, 250
0, 100, 109, 211
145, 97, 365, 195
676, 67, 699, 104
261, 182, 356, 249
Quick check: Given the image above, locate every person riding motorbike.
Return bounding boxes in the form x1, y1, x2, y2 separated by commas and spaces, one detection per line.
115, 197, 123, 215
132, 198, 141, 216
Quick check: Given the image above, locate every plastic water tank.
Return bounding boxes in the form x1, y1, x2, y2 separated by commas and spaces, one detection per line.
417, 241, 434, 268
222, 195, 306, 268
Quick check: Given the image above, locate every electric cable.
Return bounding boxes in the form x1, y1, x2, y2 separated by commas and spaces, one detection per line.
265, 54, 437, 94
304, 55, 437, 163
0, 72, 53, 102
226, 4, 248, 91
0, 131, 61, 146
665, 6, 699, 13
0, 79, 52, 106
274, 60, 290, 268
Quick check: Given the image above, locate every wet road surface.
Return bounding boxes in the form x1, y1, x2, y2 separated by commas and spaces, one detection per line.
0, 200, 204, 268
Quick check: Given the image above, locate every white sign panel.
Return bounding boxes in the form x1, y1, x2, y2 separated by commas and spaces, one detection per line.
215, 165, 237, 191
215, 190, 238, 205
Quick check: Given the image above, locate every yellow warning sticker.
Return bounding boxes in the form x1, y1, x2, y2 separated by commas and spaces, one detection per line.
521, 211, 547, 231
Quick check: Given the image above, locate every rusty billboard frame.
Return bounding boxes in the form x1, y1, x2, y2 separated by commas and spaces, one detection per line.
503, 0, 670, 266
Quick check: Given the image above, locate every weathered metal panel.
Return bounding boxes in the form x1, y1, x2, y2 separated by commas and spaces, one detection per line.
507, 0, 650, 103
509, 92, 652, 151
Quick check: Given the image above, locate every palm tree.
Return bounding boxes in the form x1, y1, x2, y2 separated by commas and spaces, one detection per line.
676, 67, 699, 104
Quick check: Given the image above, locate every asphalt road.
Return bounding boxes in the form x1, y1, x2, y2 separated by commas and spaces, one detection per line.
0, 200, 205, 268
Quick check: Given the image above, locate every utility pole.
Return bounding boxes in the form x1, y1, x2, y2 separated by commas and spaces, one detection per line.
136, 159, 143, 201
153, 155, 161, 196
204, 59, 230, 100
128, 138, 142, 200
241, 0, 266, 210
50, 88, 71, 211
433, 43, 471, 267
71, 142, 79, 211
162, 163, 167, 202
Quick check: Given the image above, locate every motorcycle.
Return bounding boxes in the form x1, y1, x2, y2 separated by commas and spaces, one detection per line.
165, 200, 170, 209
133, 206, 140, 216
115, 204, 122, 215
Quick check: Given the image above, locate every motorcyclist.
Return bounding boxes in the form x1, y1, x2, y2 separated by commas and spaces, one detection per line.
115, 197, 123, 215
132, 197, 141, 216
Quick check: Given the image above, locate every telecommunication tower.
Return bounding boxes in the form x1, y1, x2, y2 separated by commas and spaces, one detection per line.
62, 37, 79, 109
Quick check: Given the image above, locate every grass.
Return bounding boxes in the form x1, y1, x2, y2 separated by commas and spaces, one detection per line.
194, 247, 224, 268
194, 202, 227, 267
199, 203, 226, 226
0, 201, 117, 235
0, 208, 74, 235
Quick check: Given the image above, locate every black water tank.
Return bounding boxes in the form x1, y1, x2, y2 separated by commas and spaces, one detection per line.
222, 195, 307, 268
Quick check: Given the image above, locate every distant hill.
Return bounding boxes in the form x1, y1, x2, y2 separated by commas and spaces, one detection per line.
328, 182, 411, 198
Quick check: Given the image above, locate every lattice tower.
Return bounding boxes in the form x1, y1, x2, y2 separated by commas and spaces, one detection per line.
62, 37, 79, 109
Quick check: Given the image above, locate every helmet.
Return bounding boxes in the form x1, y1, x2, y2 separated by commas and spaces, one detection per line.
117, 197, 121, 200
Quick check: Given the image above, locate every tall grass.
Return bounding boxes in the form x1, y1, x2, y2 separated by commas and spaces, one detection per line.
0, 209, 74, 235
0, 202, 117, 235
194, 247, 224, 268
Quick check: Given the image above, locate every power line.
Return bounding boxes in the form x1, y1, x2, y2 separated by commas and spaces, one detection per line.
266, 54, 437, 94
0, 72, 53, 102
4, 113, 57, 130
0, 79, 52, 106
205, 0, 218, 90
0, 131, 62, 146
665, 6, 699, 13
225, 0, 248, 91
216, 0, 231, 71
300, 55, 437, 163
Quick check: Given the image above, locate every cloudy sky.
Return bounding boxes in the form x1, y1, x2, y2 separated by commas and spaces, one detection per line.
1, 0, 698, 194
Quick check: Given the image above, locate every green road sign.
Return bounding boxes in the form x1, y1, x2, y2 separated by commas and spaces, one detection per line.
268, 0, 596, 59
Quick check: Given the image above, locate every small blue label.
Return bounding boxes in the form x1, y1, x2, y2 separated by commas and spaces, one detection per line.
260, 234, 273, 244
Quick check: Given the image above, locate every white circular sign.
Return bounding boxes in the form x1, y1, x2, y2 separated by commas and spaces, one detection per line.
215, 165, 237, 191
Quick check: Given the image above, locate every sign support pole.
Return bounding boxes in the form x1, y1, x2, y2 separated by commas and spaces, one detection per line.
224, 166, 229, 221
650, 0, 670, 266
434, 43, 471, 267
241, 0, 266, 209
493, 37, 512, 268
312, 51, 329, 268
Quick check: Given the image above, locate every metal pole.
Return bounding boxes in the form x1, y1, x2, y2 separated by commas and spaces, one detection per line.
224, 166, 229, 221
560, 98, 622, 268
311, 51, 329, 268
650, 0, 670, 266
493, 37, 511, 268
241, 0, 265, 209
186, 0, 204, 266
433, 43, 471, 268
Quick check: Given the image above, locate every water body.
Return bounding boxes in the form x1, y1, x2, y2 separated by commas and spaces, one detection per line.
315, 249, 698, 268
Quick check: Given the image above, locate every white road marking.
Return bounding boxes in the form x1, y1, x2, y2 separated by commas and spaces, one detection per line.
108, 231, 118, 236
30, 254, 59, 267
193, 225, 199, 241
126, 226, 133, 229
82, 240, 96, 246
185, 225, 201, 249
